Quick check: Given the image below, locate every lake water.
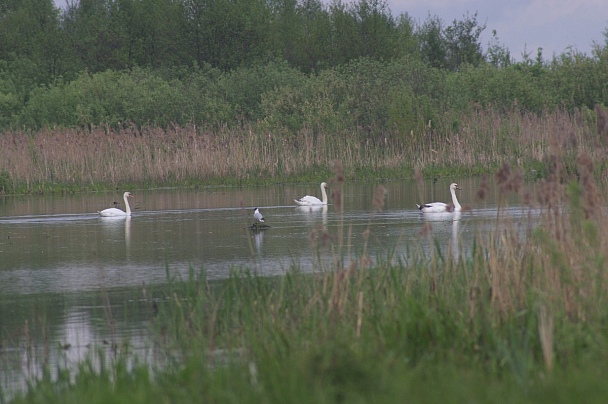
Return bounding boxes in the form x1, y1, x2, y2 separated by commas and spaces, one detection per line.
0, 178, 533, 396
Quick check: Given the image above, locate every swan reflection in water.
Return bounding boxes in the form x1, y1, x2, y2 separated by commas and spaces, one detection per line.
450, 212, 461, 260
99, 215, 132, 254
420, 211, 462, 260
296, 204, 328, 227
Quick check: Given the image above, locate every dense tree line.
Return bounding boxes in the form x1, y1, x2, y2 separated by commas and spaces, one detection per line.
1, 0, 608, 135
1, 0, 466, 76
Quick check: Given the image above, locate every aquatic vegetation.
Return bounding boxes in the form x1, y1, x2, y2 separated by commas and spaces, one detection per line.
1, 106, 606, 194
8, 152, 608, 403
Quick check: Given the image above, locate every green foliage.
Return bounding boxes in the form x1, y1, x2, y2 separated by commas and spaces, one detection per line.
387, 83, 418, 136
60, 0, 192, 73
0, 170, 13, 193
0, 65, 21, 127
284, 0, 333, 72
0, 0, 62, 81
327, 0, 401, 67
416, 14, 446, 69
0, 0, 608, 137
260, 57, 446, 139
446, 64, 548, 113
219, 60, 306, 122
185, 0, 273, 70
486, 30, 512, 68
443, 12, 486, 70
547, 49, 608, 109
259, 67, 344, 134
19, 68, 188, 128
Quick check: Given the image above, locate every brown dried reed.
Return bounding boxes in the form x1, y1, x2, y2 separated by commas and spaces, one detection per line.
409, 127, 608, 371
0, 107, 604, 193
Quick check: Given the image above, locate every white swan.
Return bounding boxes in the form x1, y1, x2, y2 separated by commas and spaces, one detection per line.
253, 208, 265, 223
294, 182, 329, 206
99, 192, 134, 217
417, 183, 462, 213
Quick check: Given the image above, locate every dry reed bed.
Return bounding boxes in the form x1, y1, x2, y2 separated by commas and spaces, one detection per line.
313, 152, 608, 372
434, 152, 606, 369
0, 107, 605, 191
4, 144, 608, 400
360, 151, 594, 329
153, 151, 608, 381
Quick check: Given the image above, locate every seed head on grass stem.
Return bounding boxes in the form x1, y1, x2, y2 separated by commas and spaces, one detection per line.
371, 185, 387, 214
538, 304, 554, 372
476, 174, 489, 202
418, 222, 432, 237
576, 151, 598, 220
495, 162, 523, 196
595, 104, 608, 136
330, 159, 344, 184
329, 160, 344, 210
310, 224, 333, 248
414, 167, 423, 186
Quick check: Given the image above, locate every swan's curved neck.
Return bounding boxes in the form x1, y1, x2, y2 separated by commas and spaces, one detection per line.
124, 193, 132, 216
320, 184, 328, 204
450, 187, 461, 210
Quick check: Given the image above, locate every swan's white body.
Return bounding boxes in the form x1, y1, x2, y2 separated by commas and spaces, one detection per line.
99, 192, 134, 217
253, 208, 265, 223
294, 182, 329, 206
417, 183, 462, 213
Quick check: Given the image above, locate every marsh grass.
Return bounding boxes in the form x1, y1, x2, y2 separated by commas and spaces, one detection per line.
137, 165, 608, 401
8, 135, 608, 402
1, 106, 606, 194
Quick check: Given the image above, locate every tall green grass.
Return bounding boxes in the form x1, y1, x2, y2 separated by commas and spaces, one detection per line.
10, 151, 608, 403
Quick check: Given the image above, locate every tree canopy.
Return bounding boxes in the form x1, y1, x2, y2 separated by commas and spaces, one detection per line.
1, 0, 607, 133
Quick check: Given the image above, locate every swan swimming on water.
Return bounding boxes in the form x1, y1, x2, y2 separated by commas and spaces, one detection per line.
99, 192, 134, 217
294, 182, 329, 206
417, 183, 462, 213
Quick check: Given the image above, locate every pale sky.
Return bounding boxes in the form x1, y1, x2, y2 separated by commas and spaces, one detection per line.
387, 0, 608, 60
53, 0, 608, 61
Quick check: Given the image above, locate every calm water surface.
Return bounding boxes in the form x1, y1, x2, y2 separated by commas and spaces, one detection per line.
0, 178, 534, 395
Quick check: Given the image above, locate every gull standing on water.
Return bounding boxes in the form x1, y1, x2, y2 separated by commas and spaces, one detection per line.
253, 208, 265, 223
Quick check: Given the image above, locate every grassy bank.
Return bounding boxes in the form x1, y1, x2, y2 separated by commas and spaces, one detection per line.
9, 155, 608, 403
1, 106, 606, 195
